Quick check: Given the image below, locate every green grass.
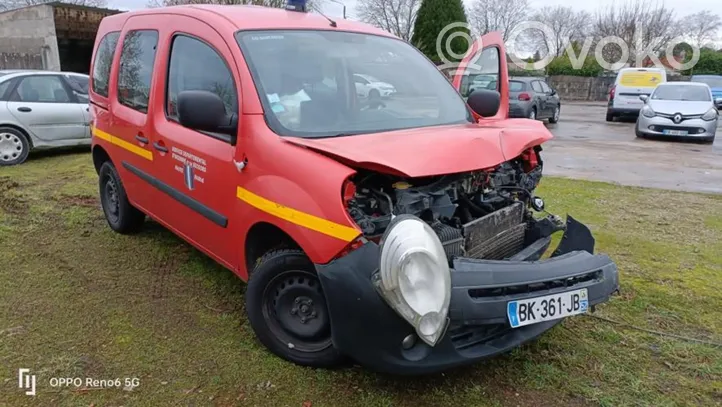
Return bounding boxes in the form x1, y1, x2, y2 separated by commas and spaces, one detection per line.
1, 151, 721, 407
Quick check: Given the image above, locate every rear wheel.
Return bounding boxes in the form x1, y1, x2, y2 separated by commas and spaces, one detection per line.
0, 127, 30, 166
246, 249, 344, 367
605, 111, 615, 122
99, 161, 145, 234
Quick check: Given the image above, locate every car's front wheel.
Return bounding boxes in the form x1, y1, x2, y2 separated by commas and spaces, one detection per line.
548, 106, 560, 123
246, 249, 344, 367
529, 107, 537, 120
0, 127, 30, 166
99, 161, 145, 234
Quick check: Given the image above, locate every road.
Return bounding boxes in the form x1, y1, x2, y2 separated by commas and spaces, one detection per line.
542, 102, 722, 194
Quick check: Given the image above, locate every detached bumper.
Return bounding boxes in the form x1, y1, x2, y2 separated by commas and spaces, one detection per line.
316, 218, 619, 375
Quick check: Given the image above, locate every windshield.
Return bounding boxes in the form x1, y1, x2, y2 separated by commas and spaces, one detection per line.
236, 30, 472, 138
652, 85, 710, 101
692, 76, 722, 88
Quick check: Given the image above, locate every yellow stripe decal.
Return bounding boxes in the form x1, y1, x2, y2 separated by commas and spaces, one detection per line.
92, 126, 153, 161
236, 186, 360, 242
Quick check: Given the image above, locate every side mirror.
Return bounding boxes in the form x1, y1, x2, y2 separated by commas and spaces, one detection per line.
639, 95, 648, 102
178, 90, 237, 138
467, 89, 500, 117
550, 89, 557, 96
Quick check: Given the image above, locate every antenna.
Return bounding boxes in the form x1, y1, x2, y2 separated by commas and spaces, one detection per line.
310, 3, 337, 27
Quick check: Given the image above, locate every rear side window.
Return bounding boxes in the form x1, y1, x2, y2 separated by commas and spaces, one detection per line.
91, 31, 120, 97
509, 81, 524, 92
166, 35, 237, 118
117, 30, 159, 113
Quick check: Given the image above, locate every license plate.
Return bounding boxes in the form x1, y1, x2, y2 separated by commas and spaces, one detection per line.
507, 288, 588, 328
663, 129, 688, 136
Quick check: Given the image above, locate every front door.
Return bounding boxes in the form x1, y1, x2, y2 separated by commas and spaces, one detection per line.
7, 75, 87, 142
452, 32, 509, 121
148, 16, 241, 269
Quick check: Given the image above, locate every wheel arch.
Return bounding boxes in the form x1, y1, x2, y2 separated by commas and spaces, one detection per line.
92, 144, 112, 174
0, 123, 34, 148
243, 221, 303, 280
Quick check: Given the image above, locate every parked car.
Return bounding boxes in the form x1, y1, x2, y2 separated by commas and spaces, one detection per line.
0, 70, 90, 166
507, 77, 561, 122
353, 73, 396, 99
635, 82, 721, 143
690, 74, 722, 100
607, 67, 667, 122
468, 74, 496, 94
90, 3, 618, 375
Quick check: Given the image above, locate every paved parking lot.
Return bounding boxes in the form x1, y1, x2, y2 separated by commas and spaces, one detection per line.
542, 102, 722, 194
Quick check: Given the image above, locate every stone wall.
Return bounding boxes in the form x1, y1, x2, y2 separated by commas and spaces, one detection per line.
0, 5, 60, 71
546, 75, 616, 101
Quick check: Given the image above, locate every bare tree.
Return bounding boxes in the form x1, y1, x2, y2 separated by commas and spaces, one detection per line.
0, 0, 107, 10
682, 10, 721, 48
356, 0, 419, 41
592, 0, 680, 66
526, 6, 591, 57
468, 0, 528, 42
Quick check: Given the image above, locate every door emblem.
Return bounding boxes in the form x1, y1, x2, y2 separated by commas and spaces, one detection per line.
673, 113, 682, 124
184, 163, 195, 191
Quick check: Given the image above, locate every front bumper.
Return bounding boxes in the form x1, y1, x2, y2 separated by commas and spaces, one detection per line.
637, 115, 717, 138
316, 218, 619, 375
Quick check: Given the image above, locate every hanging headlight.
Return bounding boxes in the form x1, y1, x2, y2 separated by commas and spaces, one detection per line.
373, 215, 451, 346
701, 108, 718, 121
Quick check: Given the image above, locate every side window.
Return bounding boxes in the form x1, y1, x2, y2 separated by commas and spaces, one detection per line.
117, 30, 159, 113
540, 81, 552, 93
167, 35, 237, 118
13, 76, 71, 103
64, 74, 89, 103
353, 75, 368, 85
531, 81, 543, 93
91, 31, 120, 97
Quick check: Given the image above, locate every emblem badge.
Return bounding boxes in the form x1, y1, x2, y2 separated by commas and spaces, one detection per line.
673, 113, 682, 124
184, 163, 194, 191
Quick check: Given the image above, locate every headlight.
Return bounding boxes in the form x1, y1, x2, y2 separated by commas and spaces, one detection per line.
641, 105, 656, 118
701, 108, 718, 121
374, 215, 451, 346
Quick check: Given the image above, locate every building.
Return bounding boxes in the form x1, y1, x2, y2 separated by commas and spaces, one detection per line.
0, 2, 121, 73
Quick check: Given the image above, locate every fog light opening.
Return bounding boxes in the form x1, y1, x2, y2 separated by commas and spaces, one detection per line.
402, 334, 417, 350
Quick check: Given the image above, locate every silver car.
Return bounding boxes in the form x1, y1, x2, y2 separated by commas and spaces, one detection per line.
0, 70, 91, 166
636, 82, 721, 144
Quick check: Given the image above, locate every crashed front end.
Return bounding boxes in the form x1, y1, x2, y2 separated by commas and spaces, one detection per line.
316, 147, 619, 375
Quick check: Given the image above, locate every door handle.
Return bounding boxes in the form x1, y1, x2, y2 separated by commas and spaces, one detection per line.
17, 107, 32, 112
152, 141, 168, 153
135, 134, 149, 144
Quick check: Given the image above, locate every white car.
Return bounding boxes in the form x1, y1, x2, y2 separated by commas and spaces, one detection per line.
0, 70, 90, 165
353, 73, 396, 99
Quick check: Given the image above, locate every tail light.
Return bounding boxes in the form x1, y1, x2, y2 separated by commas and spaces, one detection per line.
518, 92, 531, 101
609, 85, 616, 101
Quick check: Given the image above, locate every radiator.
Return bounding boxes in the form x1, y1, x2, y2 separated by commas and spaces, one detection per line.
462, 202, 526, 260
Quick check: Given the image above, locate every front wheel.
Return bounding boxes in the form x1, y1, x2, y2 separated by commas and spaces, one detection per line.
548, 106, 560, 123
529, 107, 537, 120
99, 161, 145, 234
246, 249, 344, 367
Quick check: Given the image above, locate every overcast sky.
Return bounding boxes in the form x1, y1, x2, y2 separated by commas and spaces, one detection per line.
108, 0, 717, 26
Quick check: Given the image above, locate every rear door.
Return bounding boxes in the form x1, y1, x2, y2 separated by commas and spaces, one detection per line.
615, 69, 663, 110
453, 31, 508, 120
7, 74, 86, 142
62, 74, 91, 138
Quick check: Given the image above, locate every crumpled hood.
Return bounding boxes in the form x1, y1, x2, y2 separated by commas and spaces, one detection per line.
284, 120, 553, 177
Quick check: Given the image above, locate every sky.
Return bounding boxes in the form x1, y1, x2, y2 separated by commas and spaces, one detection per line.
108, 0, 717, 26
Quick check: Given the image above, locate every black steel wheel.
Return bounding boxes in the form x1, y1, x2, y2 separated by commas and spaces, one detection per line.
99, 161, 145, 234
246, 249, 344, 367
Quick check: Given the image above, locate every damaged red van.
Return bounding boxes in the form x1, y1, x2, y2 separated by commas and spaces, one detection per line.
89, 2, 619, 375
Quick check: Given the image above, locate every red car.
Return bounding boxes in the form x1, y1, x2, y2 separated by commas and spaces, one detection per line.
89, 2, 618, 375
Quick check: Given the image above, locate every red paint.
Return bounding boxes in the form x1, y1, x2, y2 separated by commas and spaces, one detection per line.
89, 6, 554, 282
518, 92, 531, 101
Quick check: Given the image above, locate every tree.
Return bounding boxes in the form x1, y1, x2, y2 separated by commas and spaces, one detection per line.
684, 48, 722, 75
526, 6, 591, 58
411, 0, 469, 64
0, 0, 107, 11
468, 0, 528, 42
592, 0, 680, 67
682, 10, 721, 49
356, 0, 420, 41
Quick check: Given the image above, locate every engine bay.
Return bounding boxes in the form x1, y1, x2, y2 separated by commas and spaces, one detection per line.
344, 148, 555, 260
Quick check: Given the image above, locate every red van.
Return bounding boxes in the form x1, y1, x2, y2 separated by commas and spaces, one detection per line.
89, 3, 618, 375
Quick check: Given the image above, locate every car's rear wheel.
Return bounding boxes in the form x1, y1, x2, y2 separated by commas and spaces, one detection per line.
99, 161, 145, 234
246, 249, 344, 367
0, 127, 30, 166
606, 111, 615, 122
548, 106, 560, 123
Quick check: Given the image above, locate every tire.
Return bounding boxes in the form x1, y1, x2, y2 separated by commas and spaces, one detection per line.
98, 161, 145, 234
605, 111, 615, 122
548, 105, 560, 123
0, 126, 31, 166
246, 249, 344, 368
529, 107, 537, 120
369, 89, 380, 100
635, 124, 645, 139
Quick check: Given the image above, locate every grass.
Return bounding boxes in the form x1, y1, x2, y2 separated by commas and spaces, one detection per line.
1, 150, 721, 407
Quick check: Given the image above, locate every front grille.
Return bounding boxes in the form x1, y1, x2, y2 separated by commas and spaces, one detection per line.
448, 323, 511, 351
463, 203, 526, 260
467, 270, 602, 298
656, 112, 703, 121
648, 125, 706, 133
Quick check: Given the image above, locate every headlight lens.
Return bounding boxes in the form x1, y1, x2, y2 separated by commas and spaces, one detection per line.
701, 108, 718, 121
641, 105, 656, 118
375, 215, 451, 346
